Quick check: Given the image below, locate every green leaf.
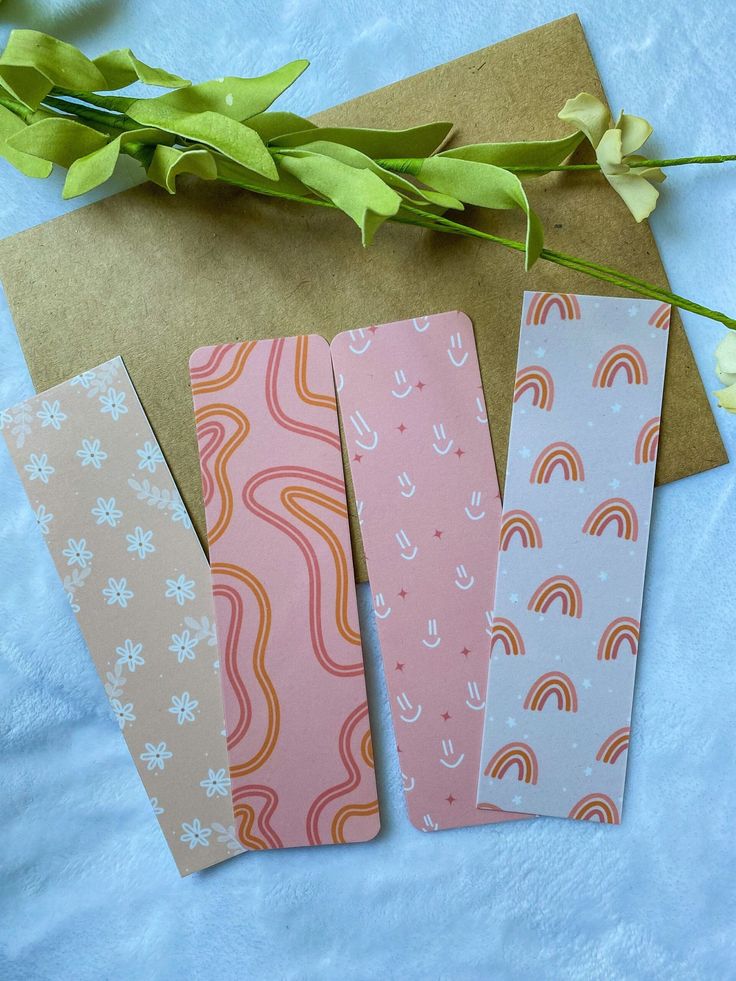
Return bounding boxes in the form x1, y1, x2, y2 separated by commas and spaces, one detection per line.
279, 149, 402, 244
0, 30, 107, 108
126, 101, 277, 179
439, 131, 584, 172
62, 127, 168, 198
249, 111, 316, 142
215, 155, 315, 198
296, 139, 464, 211
8, 116, 109, 167
93, 48, 190, 90
147, 144, 218, 193
271, 121, 453, 158
417, 156, 543, 268
132, 61, 308, 122
0, 104, 53, 178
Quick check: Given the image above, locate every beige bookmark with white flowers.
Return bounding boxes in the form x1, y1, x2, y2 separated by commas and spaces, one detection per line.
2, 357, 239, 875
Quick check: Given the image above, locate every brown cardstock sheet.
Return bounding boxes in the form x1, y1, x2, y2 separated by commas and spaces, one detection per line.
0, 14, 726, 582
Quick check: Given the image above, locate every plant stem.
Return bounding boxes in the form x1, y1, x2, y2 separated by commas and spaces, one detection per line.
213, 166, 736, 329
0, 93, 34, 122
42, 95, 139, 131
377, 154, 736, 176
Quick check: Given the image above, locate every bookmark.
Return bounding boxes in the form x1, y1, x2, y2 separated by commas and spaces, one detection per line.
477, 293, 670, 822
2, 358, 238, 875
331, 312, 523, 831
189, 336, 379, 850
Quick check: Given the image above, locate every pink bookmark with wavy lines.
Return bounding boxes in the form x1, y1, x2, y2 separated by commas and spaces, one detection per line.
189, 336, 379, 851
331, 312, 525, 832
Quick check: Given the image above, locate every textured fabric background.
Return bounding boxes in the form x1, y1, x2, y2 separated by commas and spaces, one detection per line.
1, 3, 735, 979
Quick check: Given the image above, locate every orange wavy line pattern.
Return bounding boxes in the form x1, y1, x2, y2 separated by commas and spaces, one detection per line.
212, 562, 280, 775
190, 342, 237, 381
233, 784, 283, 849
306, 701, 371, 845
331, 800, 379, 844
191, 342, 256, 395
195, 404, 249, 544
360, 729, 374, 769
281, 486, 361, 647
294, 334, 337, 410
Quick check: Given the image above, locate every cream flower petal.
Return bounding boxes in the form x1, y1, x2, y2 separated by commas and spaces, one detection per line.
604, 171, 660, 222
714, 380, 736, 412
595, 128, 627, 174
714, 332, 736, 385
558, 93, 610, 148
616, 113, 653, 155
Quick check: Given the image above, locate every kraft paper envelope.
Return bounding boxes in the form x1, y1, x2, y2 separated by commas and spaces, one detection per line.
0, 14, 725, 583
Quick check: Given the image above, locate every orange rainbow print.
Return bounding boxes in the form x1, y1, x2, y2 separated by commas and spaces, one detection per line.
530, 441, 584, 484
525, 291, 581, 325
592, 344, 648, 388
582, 497, 639, 542
514, 365, 555, 411
523, 672, 578, 713
597, 617, 639, 661
596, 726, 630, 764
528, 574, 583, 618
635, 416, 660, 464
648, 302, 671, 330
483, 741, 539, 784
568, 793, 620, 824
500, 510, 543, 551
489, 617, 525, 656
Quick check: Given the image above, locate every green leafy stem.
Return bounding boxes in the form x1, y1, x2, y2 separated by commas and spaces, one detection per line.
0, 30, 734, 328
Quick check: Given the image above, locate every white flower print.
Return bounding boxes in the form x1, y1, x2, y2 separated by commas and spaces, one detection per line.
171, 500, 192, 529
110, 698, 135, 730
169, 629, 198, 663
150, 797, 164, 816
99, 387, 128, 421
103, 577, 133, 608
76, 438, 107, 469
136, 440, 164, 473
180, 819, 211, 849
200, 768, 231, 798
91, 496, 122, 527
165, 574, 195, 606
24, 452, 54, 484
185, 615, 218, 647
140, 742, 172, 771
168, 691, 198, 724
70, 371, 96, 389
62, 537, 93, 569
0, 408, 11, 430
34, 504, 53, 535
104, 663, 126, 698
116, 639, 144, 672
126, 526, 155, 559
211, 823, 245, 854
37, 399, 67, 430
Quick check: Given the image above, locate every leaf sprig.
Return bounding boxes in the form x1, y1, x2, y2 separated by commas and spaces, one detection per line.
0, 30, 734, 329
